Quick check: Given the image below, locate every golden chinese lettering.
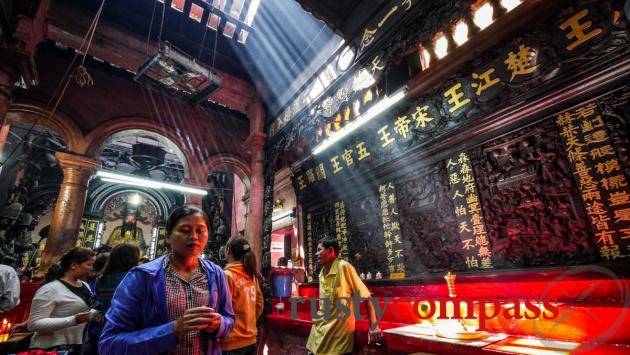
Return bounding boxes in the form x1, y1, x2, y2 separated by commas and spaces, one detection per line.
330, 156, 343, 174
378, 125, 395, 147
504, 44, 540, 82
559, 9, 603, 51
471, 68, 501, 96
411, 105, 434, 128
443, 82, 471, 113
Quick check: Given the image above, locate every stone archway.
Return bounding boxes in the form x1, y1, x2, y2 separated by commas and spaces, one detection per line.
84, 117, 195, 178
201, 153, 251, 189
6, 102, 86, 153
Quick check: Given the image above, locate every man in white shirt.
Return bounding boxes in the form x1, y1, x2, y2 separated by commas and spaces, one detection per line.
0, 264, 20, 312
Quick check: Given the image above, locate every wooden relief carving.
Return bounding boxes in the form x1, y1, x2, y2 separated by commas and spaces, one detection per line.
395, 163, 465, 273
345, 194, 387, 276
469, 120, 599, 268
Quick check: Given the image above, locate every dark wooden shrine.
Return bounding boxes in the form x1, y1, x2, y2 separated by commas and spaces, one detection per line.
260, 0, 630, 354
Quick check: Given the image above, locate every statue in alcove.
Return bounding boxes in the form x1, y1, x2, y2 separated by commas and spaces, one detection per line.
107, 204, 147, 254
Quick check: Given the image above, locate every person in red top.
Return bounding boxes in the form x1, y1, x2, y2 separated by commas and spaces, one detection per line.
221, 236, 263, 355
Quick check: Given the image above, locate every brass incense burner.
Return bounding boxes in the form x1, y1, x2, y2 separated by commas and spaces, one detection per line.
417, 272, 486, 340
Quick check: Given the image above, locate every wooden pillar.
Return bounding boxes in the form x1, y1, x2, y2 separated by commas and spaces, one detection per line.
0, 69, 14, 128
38, 152, 100, 275
244, 97, 266, 271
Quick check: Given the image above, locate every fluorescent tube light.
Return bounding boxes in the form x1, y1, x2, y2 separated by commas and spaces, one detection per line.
98, 170, 208, 195
312, 90, 405, 155
272, 210, 294, 222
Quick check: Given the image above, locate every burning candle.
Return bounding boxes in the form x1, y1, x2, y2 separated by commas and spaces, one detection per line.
0, 318, 7, 334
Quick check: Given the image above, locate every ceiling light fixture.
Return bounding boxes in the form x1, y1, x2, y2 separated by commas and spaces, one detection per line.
98, 171, 208, 195
312, 90, 406, 155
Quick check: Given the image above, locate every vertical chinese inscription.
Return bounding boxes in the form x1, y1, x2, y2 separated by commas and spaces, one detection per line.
378, 183, 406, 278
334, 201, 349, 260
77, 219, 98, 250
447, 152, 493, 269
556, 102, 630, 260
306, 213, 314, 278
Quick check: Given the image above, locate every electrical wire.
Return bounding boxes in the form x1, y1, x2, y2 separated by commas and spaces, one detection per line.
0, 0, 107, 169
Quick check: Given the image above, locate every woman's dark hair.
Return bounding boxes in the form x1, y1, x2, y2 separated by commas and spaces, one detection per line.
45, 247, 95, 284
94, 252, 110, 273
319, 238, 340, 256
166, 205, 209, 235
101, 243, 140, 275
226, 236, 257, 279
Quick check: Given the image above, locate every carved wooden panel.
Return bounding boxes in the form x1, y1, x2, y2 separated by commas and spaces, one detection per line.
469, 120, 599, 268
395, 162, 466, 274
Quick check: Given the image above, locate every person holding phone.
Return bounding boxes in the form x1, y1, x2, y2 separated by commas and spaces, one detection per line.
99, 205, 234, 354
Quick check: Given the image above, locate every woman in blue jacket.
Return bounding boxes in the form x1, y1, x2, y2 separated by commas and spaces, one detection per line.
99, 205, 235, 355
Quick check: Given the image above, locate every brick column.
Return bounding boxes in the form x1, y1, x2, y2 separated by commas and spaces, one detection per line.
38, 152, 100, 275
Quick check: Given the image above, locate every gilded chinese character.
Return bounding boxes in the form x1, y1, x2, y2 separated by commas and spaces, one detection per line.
458, 152, 470, 165
504, 44, 540, 82
315, 163, 326, 180
596, 230, 615, 246
460, 162, 471, 175
370, 55, 385, 75
330, 156, 343, 174
609, 191, 630, 206
575, 103, 597, 119
590, 145, 615, 160
394, 115, 411, 138
472, 224, 486, 236
469, 202, 481, 214
601, 175, 628, 191
443, 82, 471, 113
471, 68, 500, 96
466, 194, 478, 204
478, 246, 491, 258
360, 27, 377, 50
582, 188, 601, 202
342, 148, 354, 166
452, 190, 464, 199
584, 130, 608, 145
378, 125, 395, 147
600, 244, 621, 260
388, 193, 396, 205
306, 169, 316, 183
480, 257, 493, 269
391, 221, 400, 230
462, 239, 474, 250
411, 105, 434, 128
459, 221, 472, 233
449, 173, 460, 185
455, 205, 467, 217
465, 256, 479, 268
556, 112, 575, 126
446, 159, 457, 168
595, 159, 620, 175
471, 213, 483, 226
591, 214, 610, 231
559, 9, 603, 51
559, 124, 579, 140
568, 147, 588, 163
298, 175, 307, 190
356, 142, 370, 161
475, 234, 488, 246
465, 182, 476, 195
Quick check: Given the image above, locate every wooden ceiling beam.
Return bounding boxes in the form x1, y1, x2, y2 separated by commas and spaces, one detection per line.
46, 2, 255, 114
